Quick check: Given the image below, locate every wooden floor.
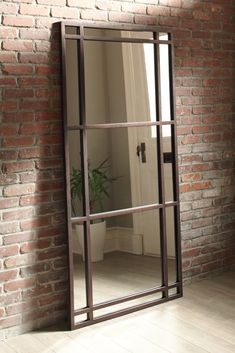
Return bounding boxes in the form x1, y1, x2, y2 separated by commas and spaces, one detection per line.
74, 252, 176, 310
1, 270, 235, 353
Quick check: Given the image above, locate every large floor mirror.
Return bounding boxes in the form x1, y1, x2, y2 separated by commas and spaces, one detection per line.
61, 22, 182, 329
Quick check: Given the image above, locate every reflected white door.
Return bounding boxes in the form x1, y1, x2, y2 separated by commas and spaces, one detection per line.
122, 39, 174, 256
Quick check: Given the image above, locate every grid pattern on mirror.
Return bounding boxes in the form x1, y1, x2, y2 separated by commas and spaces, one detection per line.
61, 22, 182, 330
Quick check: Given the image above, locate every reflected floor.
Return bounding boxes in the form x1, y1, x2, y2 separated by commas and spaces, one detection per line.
74, 251, 176, 309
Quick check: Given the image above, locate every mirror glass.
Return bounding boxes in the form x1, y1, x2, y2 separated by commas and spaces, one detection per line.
84, 40, 156, 124
159, 44, 171, 121
163, 126, 174, 202
68, 131, 84, 217
166, 206, 177, 283
65, 40, 80, 126
73, 223, 87, 310
91, 209, 162, 304
87, 127, 159, 213
84, 28, 154, 40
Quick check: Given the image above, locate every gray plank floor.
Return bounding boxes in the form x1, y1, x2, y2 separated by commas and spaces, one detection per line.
1, 269, 235, 353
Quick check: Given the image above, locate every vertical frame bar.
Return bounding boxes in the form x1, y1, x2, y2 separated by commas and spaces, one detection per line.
78, 25, 94, 320
60, 22, 74, 329
154, 32, 168, 298
168, 33, 183, 294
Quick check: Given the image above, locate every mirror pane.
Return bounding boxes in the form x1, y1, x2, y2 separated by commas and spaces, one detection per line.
65, 26, 78, 35
159, 33, 169, 40
166, 206, 177, 283
84, 41, 156, 124
68, 130, 83, 217
65, 40, 80, 126
87, 126, 159, 213
163, 126, 174, 202
74, 314, 87, 324
91, 209, 162, 304
73, 223, 87, 310
159, 44, 171, 121
84, 28, 154, 40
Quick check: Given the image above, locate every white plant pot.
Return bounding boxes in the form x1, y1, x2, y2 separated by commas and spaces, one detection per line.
75, 221, 106, 262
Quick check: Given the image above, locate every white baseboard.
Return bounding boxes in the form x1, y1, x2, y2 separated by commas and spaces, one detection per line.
72, 227, 143, 255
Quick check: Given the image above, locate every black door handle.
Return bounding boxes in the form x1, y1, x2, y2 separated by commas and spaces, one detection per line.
137, 142, 146, 163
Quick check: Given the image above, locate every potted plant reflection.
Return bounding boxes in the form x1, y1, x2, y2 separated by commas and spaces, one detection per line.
71, 158, 117, 261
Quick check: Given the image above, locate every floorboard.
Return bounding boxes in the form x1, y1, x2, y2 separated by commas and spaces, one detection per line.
1, 270, 234, 353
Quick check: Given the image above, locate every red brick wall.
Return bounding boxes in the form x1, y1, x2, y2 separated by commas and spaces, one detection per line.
0, 0, 235, 336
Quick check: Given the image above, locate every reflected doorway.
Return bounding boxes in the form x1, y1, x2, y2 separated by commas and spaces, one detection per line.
61, 23, 182, 329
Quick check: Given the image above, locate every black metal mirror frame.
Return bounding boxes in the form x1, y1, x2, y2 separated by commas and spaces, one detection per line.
61, 21, 182, 330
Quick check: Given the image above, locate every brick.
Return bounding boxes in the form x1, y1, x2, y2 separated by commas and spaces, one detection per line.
3, 232, 35, 245
20, 242, 38, 254
192, 126, 211, 134
96, 0, 120, 11
159, 16, 179, 27
0, 3, 18, 14
159, 0, 181, 6
3, 40, 33, 52
2, 161, 34, 173
39, 135, 62, 145
0, 197, 19, 209
147, 5, 170, 16
4, 254, 36, 268
109, 11, 133, 23
3, 112, 34, 123
0, 101, 17, 112
21, 216, 51, 230
20, 263, 51, 277
0, 174, 18, 186
192, 218, 212, 229
0, 316, 21, 329
19, 77, 49, 87
3, 136, 35, 147
0, 124, 18, 136
193, 10, 211, 21
20, 123, 50, 135
0, 270, 18, 282
4, 184, 35, 197
37, 269, 66, 283
4, 89, 33, 99
0, 222, 20, 235
0, 28, 18, 39
181, 135, 201, 145
182, 248, 201, 258
19, 146, 50, 159
171, 8, 192, 18
181, 173, 201, 182
3, 208, 34, 221
122, 4, 146, 15
0, 245, 19, 258
191, 181, 212, 191
6, 300, 37, 316
134, 15, 158, 25
20, 4, 49, 16
51, 6, 80, 18
19, 100, 50, 110
68, 0, 95, 7
19, 53, 49, 64
202, 261, 220, 272
37, 0, 66, 5
4, 278, 35, 292
3, 15, 34, 27
37, 247, 66, 261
